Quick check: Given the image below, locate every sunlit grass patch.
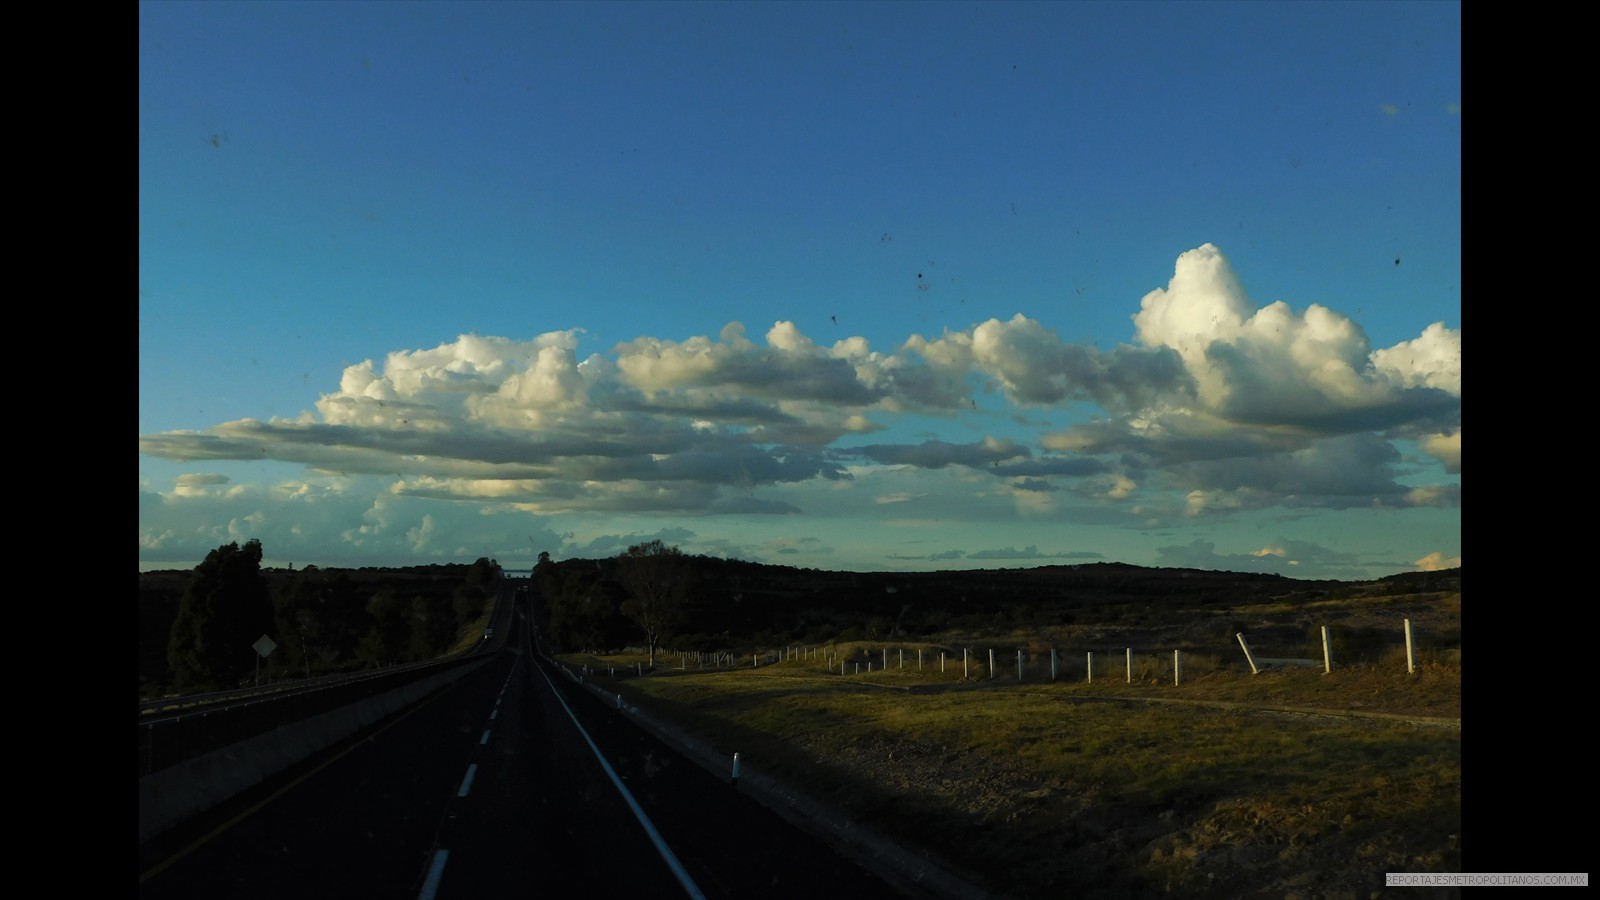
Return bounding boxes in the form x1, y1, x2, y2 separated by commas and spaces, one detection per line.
576, 646, 1459, 899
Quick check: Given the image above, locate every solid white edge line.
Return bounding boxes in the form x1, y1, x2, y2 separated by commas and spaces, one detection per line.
418, 848, 448, 900
534, 661, 708, 900
457, 763, 477, 797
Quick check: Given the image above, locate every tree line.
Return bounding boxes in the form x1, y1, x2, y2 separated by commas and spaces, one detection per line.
143, 540, 1457, 696
140, 540, 502, 696
533, 539, 696, 668
529, 539, 941, 660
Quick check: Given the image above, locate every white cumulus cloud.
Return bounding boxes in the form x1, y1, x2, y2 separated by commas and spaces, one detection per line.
141, 244, 1458, 573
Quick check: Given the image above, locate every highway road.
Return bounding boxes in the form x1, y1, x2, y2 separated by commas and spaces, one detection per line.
138, 619, 912, 900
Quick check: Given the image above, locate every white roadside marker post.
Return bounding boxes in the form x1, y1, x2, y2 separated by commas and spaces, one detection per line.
1405, 618, 1416, 674
1237, 633, 1260, 675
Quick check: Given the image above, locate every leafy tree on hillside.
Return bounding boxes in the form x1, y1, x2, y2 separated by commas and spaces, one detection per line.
358, 589, 410, 665
273, 568, 371, 677
464, 556, 501, 590
616, 541, 691, 668
273, 574, 320, 679
531, 551, 558, 637
452, 581, 487, 627
167, 540, 274, 690
540, 561, 625, 652
139, 577, 184, 695
451, 555, 500, 627
409, 593, 458, 659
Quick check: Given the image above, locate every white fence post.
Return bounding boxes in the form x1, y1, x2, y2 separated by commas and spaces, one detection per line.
1126, 648, 1132, 683
1016, 649, 1023, 681
989, 648, 995, 679
1174, 649, 1182, 686
1321, 626, 1332, 674
1086, 651, 1093, 683
964, 648, 969, 679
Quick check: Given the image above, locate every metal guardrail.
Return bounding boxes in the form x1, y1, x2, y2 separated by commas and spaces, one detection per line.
138, 657, 475, 777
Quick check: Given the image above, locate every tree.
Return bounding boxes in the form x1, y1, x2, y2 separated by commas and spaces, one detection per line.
409, 593, 456, 660
531, 551, 559, 640
451, 555, 500, 628
272, 568, 370, 678
358, 589, 409, 665
615, 540, 691, 668
139, 574, 185, 695
167, 540, 274, 690
540, 560, 627, 653
273, 573, 322, 679
465, 556, 501, 589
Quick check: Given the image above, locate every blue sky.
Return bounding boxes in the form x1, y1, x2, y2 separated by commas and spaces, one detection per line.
139, 1, 1460, 580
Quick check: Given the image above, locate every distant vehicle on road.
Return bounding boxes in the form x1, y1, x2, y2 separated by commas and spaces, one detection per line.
483, 628, 493, 640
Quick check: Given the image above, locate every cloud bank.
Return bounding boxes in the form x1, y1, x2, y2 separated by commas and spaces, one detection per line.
140, 245, 1460, 576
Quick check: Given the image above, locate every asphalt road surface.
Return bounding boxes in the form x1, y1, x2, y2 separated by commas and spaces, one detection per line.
138, 641, 911, 900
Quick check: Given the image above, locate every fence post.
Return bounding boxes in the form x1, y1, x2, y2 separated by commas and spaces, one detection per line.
1126, 648, 1132, 684
1404, 618, 1416, 674
964, 648, 969, 679
1016, 649, 1023, 681
1237, 633, 1260, 675
989, 648, 995, 679
1051, 648, 1057, 682
1086, 651, 1093, 683
1321, 626, 1332, 674
1174, 649, 1182, 686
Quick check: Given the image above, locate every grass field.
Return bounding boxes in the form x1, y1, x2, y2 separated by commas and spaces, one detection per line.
559, 643, 1460, 899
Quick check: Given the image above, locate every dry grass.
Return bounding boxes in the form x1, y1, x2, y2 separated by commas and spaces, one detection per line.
567, 645, 1460, 899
